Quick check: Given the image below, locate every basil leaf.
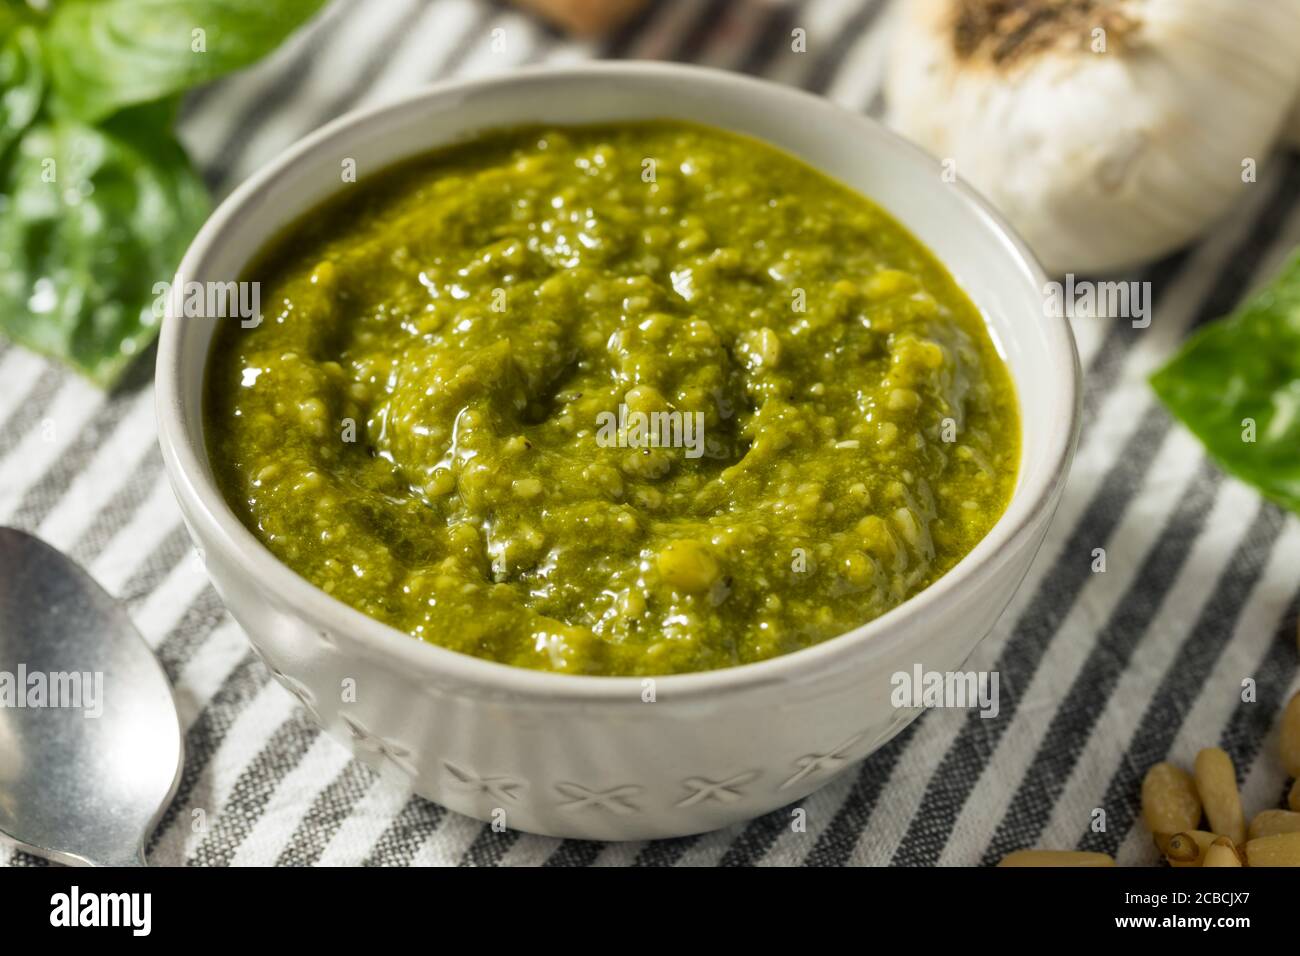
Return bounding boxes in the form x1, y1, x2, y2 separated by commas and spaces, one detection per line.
1151, 253, 1300, 515
0, 23, 43, 157
0, 104, 209, 386
41, 0, 326, 122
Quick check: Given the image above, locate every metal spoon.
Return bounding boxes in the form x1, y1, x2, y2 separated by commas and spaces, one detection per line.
0, 527, 183, 866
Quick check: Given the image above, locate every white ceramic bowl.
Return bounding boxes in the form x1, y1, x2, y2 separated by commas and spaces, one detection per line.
156, 62, 1080, 841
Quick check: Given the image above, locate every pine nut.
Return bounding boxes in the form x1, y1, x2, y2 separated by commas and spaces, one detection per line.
1244, 831, 1300, 867
997, 850, 1115, 867
1141, 762, 1201, 835
1202, 837, 1242, 868
1281, 691, 1300, 778
1194, 748, 1247, 847
1248, 809, 1300, 840
1157, 830, 1217, 868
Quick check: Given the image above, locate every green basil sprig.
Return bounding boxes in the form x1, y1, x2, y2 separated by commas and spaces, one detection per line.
0, 21, 43, 156
1152, 252, 1300, 516
0, 0, 326, 386
43, 0, 328, 122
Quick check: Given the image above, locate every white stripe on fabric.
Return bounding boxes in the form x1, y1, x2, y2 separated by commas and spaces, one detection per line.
497, 835, 563, 867
0, 348, 49, 424
454, 14, 546, 79
133, 551, 213, 648
0, 381, 103, 521
147, 625, 270, 865
988, 466, 1262, 861
315, 778, 413, 866
592, 842, 644, 865
1111, 525, 1300, 865
34, 389, 158, 551
1112, 527, 1300, 864
922, 428, 1208, 860
1113, 520, 1300, 865
177, 682, 301, 861
352, 0, 484, 108
216, 0, 424, 190
229, 732, 359, 866
408, 811, 487, 867
90, 477, 186, 595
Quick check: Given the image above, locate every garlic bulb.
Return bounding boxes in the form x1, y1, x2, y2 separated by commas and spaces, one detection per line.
885, 0, 1300, 275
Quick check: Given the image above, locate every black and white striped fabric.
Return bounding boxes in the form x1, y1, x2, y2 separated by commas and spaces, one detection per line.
3, 0, 1298, 867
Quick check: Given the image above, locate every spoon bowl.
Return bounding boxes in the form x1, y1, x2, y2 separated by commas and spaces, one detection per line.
0, 528, 183, 866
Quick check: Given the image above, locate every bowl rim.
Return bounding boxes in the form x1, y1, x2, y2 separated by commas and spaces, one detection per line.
156, 60, 1080, 704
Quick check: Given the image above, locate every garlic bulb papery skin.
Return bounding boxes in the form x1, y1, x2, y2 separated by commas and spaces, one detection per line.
885, 0, 1300, 275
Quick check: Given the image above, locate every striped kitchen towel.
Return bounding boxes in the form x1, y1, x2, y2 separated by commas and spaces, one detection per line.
2, 0, 1298, 867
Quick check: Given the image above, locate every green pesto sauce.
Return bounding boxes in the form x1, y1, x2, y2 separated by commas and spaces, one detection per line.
205, 121, 1020, 677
